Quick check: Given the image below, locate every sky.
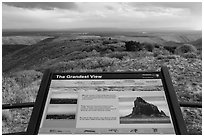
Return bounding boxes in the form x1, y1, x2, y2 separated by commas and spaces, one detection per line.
2, 2, 202, 31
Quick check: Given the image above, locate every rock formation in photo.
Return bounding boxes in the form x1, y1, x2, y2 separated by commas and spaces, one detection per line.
122, 97, 169, 118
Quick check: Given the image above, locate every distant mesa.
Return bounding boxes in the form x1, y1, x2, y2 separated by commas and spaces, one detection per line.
121, 97, 168, 118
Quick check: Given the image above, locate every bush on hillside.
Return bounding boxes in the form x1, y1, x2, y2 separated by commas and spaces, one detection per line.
164, 46, 177, 53
67, 50, 100, 60
129, 50, 154, 59
75, 57, 118, 70
105, 43, 126, 52
2, 77, 20, 104
153, 48, 171, 57
102, 39, 118, 45
154, 44, 160, 48
82, 44, 100, 52
3, 108, 32, 134
183, 108, 202, 135
84, 57, 116, 69
2, 77, 32, 104
156, 55, 177, 60
82, 44, 112, 52
175, 44, 197, 55
125, 41, 143, 51
142, 43, 155, 52
182, 53, 197, 59
68, 51, 90, 60
48, 57, 119, 71
11, 70, 43, 88
107, 52, 129, 60
125, 41, 155, 52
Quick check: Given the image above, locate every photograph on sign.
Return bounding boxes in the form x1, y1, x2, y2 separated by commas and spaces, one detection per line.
119, 93, 171, 124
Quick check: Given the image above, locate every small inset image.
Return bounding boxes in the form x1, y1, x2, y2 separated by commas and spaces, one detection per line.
46, 104, 77, 120
119, 95, 171, 124
50, 98, 77, 104
49, 91, 78, 104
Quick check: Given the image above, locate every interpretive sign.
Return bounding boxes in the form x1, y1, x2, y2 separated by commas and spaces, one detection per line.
27, 66, 187, 134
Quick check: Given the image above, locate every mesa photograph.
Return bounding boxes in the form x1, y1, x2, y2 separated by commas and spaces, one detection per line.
2, 2, 202, 134
119, 91, 171, 124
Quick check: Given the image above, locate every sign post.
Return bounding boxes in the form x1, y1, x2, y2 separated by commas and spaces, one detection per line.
27, 66, 187, 134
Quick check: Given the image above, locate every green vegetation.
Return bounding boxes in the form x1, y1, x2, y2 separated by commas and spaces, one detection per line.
182, 53, 197, 59
106, 51, 129, 60
163, 46, 177, 54
175, 44, 197, 55
125, 41, 143, 51
2, 44, 27, 56
2, 34, 202, 134
2, 71, 42, 134
124, 41, 155, 52
142, 42, 155, 52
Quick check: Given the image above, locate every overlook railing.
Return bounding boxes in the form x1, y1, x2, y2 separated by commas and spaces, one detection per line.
2, 101, 202, 135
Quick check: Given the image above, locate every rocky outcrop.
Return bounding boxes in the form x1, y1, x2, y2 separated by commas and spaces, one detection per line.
122, 97, 168, 118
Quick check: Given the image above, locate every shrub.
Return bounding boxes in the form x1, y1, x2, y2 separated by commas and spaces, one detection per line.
2, 110, 13, 134
67, 50, 100, 61
156, 55, 177, 60
182, 53, 197, 59
20, 81, 41, 102
3, 108, 33, 134
107, 52, 129, 60
153, 48, 170, 57
48, 61, 77, 71
125, 41, 143, 51
143, 43, 154, 52
102, 39, 118, 45
130, 50, 154, 58
154, 44, 160, 48
67, 51, 90, 60
48, 57, 119, 71
2, 77, 33, 104
83, 44, 112, 52
79, 57, 117, 69
2, 110, 12, 122
2, 77, 20, 104
175, 44, 197, 55
164, 46, 177, 53
156, 55, 166, 60
82, 44, 101, 52
105, 43, 126, 52
11, 70, 43, 88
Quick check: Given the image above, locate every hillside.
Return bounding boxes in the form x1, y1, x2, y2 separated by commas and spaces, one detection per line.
2, 31, 202, 134
113, 32, 201, 44
2, 44, 28, 56
190, 38, 202, 51
2, 36, 50, 45
2, 31, 202, 73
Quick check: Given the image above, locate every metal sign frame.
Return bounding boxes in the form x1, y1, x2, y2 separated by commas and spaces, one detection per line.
27, 66, 187, 135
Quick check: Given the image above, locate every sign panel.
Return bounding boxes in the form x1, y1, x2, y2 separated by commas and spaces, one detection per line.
27, 67, 187, 134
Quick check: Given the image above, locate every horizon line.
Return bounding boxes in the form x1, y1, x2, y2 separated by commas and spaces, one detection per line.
2, 27, 202, 32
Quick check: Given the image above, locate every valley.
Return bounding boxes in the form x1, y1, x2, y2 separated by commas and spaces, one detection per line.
2, 30, 202, 134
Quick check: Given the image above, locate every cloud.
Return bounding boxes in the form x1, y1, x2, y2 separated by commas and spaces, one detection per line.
3, 2, 78, 10
2, 2, 202, 30
128, 2, 202, 15
105, 5, 114, 11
